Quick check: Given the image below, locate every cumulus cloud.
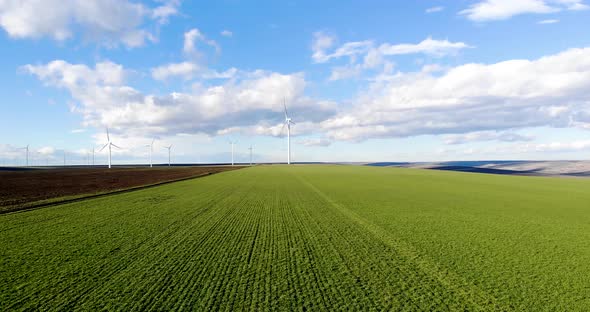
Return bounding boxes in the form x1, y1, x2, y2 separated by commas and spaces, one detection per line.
24, 60, 337, 142
321, 47, 590, 141
460, 0, 588, 22
0, 0, 178, 47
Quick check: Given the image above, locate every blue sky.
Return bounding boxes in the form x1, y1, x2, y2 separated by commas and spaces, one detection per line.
1, 0, 590, 165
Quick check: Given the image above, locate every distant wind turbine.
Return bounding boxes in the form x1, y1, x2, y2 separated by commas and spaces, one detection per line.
20, 145, 29, 167
282, 99, 295, 165
248, 145, 253, 166
145, 138, 155, 168
99, 128, 121, 169
163, 145, 172, 166
229, 140, 237, 166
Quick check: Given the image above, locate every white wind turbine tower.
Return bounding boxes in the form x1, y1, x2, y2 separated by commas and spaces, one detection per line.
163, 145, 172, 166
99, 128, 121, 169
283, 99, 295, 165
145, 138, 155, 168
20, 145, 29, 167
248, 145, 253, 166
229, 140, 237, 166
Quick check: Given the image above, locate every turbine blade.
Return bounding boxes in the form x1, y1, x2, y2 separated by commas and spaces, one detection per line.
283, 98, 289, 119
152, 138, 155, 145
106, 128, 110, 141
99, 143, 109, 151
111, 143, 122, 149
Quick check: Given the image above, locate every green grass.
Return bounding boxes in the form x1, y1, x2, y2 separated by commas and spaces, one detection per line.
2, 165, 590, 310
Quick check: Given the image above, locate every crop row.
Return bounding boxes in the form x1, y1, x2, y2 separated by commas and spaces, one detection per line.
3, 165, 590, 310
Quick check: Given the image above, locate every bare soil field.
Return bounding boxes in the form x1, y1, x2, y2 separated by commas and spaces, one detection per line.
0, 166, 242, 213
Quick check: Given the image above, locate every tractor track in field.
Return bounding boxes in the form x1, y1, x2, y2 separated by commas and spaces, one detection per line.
3, 166, 590, 310
294, 173, 505, 311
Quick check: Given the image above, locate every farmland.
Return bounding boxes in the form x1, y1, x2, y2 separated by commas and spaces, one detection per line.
2, 165, 590, 310
0, 166, 242, 213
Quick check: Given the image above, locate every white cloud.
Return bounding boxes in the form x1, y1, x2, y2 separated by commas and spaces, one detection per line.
151, 62, 200, 81
314, 36, 469, 64
378, 37, 471, 57
311, 31, 337, 63
538, 18, 560, 23
152, 0, 181, 24
152, 63, 239, 81
313, 39, 372, 63
321, 47, 590, 141
329, 65, 363, 81
298, 138, 332, 147
220, 30, 233, 37
443, 131, 534, 144
528, 140, 590, 152
426, 6, 445, 13
0, 0, 176, 47
71, 128, 87, 133
314, 35, 469, 81
24, 60, 337, 141
421, 64, 446, 73
37, 146, 56, 155
183, 28, 220, 57
460, 0, 588, 22
201, 67, 238, 79
22, 60, 126, 87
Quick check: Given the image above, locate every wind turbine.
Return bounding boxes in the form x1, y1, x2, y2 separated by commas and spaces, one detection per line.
248, 145, 253, 166
163, 145, 172, 166
283, 99, 295, 165
145, 138, 155, 168
99, 128, 121, 169
229, 140, 237, 166
20, 145, 29, 167
92, 147, 95, 166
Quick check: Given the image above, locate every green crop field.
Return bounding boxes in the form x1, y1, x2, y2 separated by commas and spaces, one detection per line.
2, 165, 590, 310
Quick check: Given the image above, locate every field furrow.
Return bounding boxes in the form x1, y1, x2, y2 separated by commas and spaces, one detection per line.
2, 165, 590, 310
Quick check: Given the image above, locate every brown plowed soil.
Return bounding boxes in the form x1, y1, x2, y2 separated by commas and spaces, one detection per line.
0, 166, 242, 213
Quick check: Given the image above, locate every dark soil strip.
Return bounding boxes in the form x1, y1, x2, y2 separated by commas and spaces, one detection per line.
1, 167, 244, 215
